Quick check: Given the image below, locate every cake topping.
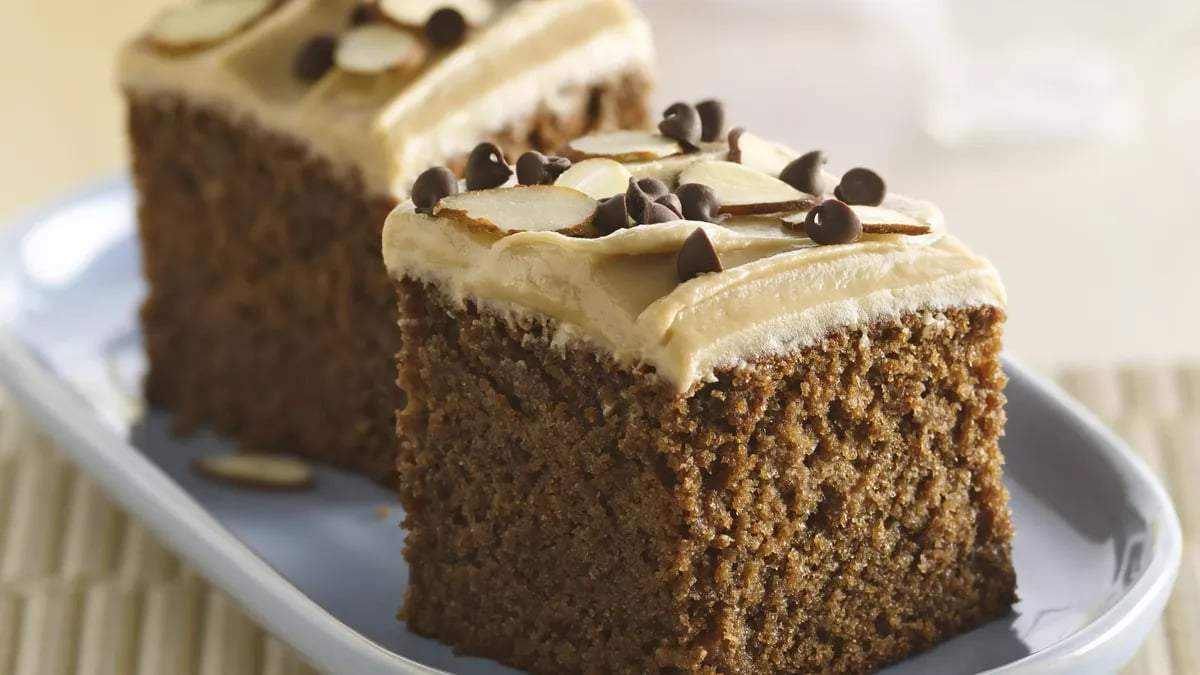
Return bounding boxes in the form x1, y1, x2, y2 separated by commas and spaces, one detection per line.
193, 453, 316, 491
348, 3, 377, 26
293, 35, 338, 83
779, 150, 828, 196
335, 24, 426, 74
798, 199, 863, 245
677, 228, 724, 282
378, 0, 494, 29
782, 208, 933, 237
676, 183, 724, 223
553, 158, 631, 199
145, 0, 275, 52
412, 166, 459, 214
434, 186, 597, 236
643, 201, 681, 224
568, 131, 683, 163
594, 194, 630, 234
696, 99, 726, 143
516, 151, 571, 186
656, 193, 683, 218
678, 160, 813, 215
727, 128, 801, 178
465, 142, 514, 191
626, 177, 671, 223
658, 102, 702, 151
425, 8, 468, 48
835, 167, 887, 206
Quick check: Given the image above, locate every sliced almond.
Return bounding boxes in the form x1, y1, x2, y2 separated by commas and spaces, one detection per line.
192, 453, 316, 491
678, 160, 814, 215
378, 0, 494, 27
434, 186, 598, 236
726, 128, 801, 178
335, 24, 426, 74
146, 0, 275, 52
567, 131, 683, 163
553, 159, 632, 200
782, 206, 932, 236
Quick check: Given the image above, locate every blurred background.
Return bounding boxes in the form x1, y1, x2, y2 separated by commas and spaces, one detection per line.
3, 0, 1200, 366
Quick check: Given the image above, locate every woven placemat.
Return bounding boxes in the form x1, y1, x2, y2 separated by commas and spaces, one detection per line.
0, 366, 1195, 675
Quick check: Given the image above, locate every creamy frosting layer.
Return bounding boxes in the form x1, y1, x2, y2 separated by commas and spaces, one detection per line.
383, 140, 1004, 391
118, 0, 653, 197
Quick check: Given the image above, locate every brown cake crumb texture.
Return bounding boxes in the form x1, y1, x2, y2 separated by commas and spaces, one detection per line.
396, 280, 1016, 674
128, 73, 650, 482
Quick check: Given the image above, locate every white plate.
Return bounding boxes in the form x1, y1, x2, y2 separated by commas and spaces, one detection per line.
0, 178, 1182, 675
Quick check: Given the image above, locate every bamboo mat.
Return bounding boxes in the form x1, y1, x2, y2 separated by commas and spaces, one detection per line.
0, 366, 1195, 675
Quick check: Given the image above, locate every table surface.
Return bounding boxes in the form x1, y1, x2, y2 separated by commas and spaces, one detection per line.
0, 366, 1196, 675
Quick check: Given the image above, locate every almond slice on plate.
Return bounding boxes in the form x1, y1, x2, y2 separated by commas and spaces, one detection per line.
434, 186, 598, 236
782, 205, 933, 236
147, 0, 275, 52
335, 24, 426, 74
192, 453, 316, 491
378, 0, 494, 27
678, 160, 815, 215
553, 159, 632, 200
726, 128, 801, 178
567, 131, 683, 163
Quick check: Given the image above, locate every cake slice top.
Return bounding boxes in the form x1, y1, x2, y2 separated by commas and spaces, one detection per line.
118, 0, 652, 197
382, 107, 1005, 392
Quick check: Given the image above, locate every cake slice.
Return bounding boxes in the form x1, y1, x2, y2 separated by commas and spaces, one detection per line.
119, 0, 652, 481
383, 108, 1016, 673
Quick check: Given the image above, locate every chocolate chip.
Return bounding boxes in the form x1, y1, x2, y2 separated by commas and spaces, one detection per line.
348, 3, 375, 26
626, 177, 670, 222
425, 7, 467, 48
803, 199, 862, 245
411, 166, 459, 214
515, 151, 571, 186
726, 127, 747, 163
656, 193, 683, 218
696, 99, 725, 143
293, 35, 337, 83
676, 183, 722, 223
677, 228, 723, 282
465, 142, 512, 191
834, 167, 886, 206
779, 150, 828, 196
643, 202, 681, 225
594, 194, 630, 234
658, 102, 702, 151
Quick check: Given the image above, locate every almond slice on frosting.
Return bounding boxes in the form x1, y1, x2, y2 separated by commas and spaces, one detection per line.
378, 0, 494, 27
553, 159, 632, 199
193, 453, 316, 491
726, 128, 801, 178
679, 160, 815, 215
335, 24, 426, 74
782, 206, 933, 236
147, 0, 275, 52
567, 131, 683, 163
434, 186, 598, 236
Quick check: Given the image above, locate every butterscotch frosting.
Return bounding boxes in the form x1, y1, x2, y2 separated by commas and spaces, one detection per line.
383, 129, 1005, 393
118, 0, 653, 197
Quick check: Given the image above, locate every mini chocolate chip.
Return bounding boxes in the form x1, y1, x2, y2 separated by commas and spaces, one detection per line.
643, 202, 681, 225
515, 151, 571, 186
656, 193, 683, 218
411, 166, 459, 214
676, 183, 722, 223
677, 228, 723, 282
726, 127, 747, 163
658, 102, 702, 151
425, 7, 467, 48
779, 150, 828, 196
348, 3, 375, 26
696, 99, 725, 143
594, 194, 630, 234
803, 199, 862, 245
834, 167, 886, 206
626, 177, 670, 222
293, 35, 337, 83
465, 142, 512, 191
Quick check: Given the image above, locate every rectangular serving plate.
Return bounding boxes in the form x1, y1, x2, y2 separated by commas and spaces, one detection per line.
0, 178, 1181, 675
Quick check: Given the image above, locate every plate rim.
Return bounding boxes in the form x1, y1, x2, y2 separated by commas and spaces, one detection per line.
0, 178, 1183, 675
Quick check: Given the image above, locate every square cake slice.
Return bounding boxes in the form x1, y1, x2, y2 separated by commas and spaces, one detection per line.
384, 113, 1016, 672
119, 0, 653, 481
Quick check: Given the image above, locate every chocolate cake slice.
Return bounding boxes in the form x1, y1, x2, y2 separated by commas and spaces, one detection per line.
119, 0, 653, 481
384, 108, 1016, 673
